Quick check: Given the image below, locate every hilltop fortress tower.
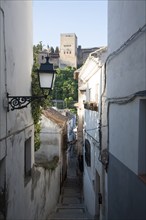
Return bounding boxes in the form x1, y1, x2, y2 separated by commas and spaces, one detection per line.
38, 33, 100, 69
59, 33, 77, 68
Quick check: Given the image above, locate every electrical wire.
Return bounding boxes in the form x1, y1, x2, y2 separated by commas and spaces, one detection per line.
106, 90, 146, 147
106, 23, 146, 65
85, 130, 99, 144
99, 23, 146, 169
102, 23, 146, 98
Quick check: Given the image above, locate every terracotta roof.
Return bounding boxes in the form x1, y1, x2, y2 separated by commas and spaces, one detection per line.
42, 107, 68, 128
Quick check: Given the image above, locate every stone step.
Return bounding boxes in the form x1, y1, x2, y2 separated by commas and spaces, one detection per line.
56, 203, 86, 210
62, 188, 81, 195
63, 181, 80, 186
63, 180, 80, 187
48, 211, 95, 220
60, 196, 82, 204
47, 152, 94, 220
56, 208, 85, 214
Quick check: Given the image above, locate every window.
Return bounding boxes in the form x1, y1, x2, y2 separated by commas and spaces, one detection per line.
24, 137, 32, 177
85, 139, 91, 167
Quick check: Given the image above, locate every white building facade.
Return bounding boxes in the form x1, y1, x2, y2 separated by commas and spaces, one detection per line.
75, 47, 107, 219
0, 2, 61, 219
0, 1, 34, 218
105, 1, 146, 219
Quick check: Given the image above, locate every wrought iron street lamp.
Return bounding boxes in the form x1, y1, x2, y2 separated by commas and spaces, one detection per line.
7, 56, 56, 111
38, 56, 56, 90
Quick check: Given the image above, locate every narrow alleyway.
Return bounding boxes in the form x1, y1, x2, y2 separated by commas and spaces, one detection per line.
47, 144, 95, 220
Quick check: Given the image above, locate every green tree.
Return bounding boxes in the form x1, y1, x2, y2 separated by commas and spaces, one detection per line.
55, 46, 59, 53
52, 66, 78, 110
31, 41, 52, 151
49, 46, 54, 53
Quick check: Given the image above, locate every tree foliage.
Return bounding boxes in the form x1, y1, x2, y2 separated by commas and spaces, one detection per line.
55, 46, 59, 53
31, 43, 78, 150
49, 46, 54, 54
31, 41, 52, 151
52, 66, 78, 111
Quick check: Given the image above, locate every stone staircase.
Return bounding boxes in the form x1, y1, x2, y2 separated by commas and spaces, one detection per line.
48, 148, 95, 220
48, 177, 94, 220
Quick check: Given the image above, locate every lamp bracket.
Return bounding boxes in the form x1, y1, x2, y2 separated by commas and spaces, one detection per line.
7, 93, 46, 111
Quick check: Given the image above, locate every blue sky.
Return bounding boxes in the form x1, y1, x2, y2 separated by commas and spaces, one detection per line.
33, 0, 107, 49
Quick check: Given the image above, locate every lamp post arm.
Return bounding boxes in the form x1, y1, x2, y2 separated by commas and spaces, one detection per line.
7, 93, 47, 111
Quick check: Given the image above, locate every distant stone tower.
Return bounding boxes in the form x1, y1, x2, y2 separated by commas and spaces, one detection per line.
59, 33, 77, 68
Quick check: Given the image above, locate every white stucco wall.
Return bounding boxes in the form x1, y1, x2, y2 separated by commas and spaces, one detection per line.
7, 147, 60, 220
108, 1, 146, 54
0, 1, 34, 219
0, 2, 61, 220
77, 49, 107, 218
30, 165, 60, 220
83, 167, 95, 215
1, 0, 33, 131
6, 109, 61, 220
109, 100, 139, 174
108, 0, 146, 97
107, 0, 146, 174
35, 114, 61, 163
40, 115, 61, 146
85, 110, 99, 143
107, 33, 146, 98
0, 4, 7, 141
0, 0, 33, 156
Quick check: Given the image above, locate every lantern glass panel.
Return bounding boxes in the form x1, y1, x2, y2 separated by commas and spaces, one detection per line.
39, 73, 53, 89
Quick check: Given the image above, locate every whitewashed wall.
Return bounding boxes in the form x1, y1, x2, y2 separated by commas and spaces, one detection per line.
108, 1, 146, 53
0, 1, 61, 220
2, 0, 33, 130
106, 2, 146, 220
107, 0, 146, 174
0, 1, 34, 219
0, 0, 33, 152
83, 167, 95, 215
7, 160, 60, 220
0, 0, 33, 139
79, 50, 107, 218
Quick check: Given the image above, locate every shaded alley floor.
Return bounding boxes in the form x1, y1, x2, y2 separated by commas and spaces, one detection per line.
47, 145, 95, 220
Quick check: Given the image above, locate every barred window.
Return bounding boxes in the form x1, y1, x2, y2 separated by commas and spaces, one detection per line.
24, 137, 32, 177
85, 139, 91, 167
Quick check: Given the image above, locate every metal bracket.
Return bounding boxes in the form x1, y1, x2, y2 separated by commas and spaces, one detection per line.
6, 93, 46, 111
